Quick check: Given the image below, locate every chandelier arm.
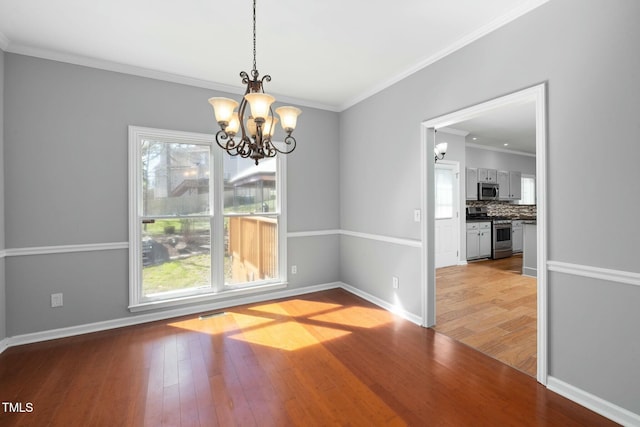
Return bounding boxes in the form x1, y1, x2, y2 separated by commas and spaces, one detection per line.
215, 130, 238, 153
237, 97, 249, 141
271, 134, 297, 154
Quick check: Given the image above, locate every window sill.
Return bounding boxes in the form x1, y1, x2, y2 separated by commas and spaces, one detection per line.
128, 282, 288, 313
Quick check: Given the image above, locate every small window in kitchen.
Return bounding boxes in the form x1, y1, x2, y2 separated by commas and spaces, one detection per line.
519, 174, 536, 205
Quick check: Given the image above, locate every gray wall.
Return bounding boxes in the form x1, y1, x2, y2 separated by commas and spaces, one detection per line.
3, 54, 340, 336
0, 48, 5, 341
340, 0, 639, 415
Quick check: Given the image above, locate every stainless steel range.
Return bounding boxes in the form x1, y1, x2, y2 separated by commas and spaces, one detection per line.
466, 207, 513, 259
491, 217, 513, 259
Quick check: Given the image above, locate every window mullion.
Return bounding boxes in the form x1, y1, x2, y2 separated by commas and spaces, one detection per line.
212, 146, 225, 292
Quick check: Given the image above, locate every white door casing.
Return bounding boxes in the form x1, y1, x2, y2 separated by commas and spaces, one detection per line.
420, 83, 547, 385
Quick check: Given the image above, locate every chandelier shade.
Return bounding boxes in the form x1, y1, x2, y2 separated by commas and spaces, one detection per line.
434, 142, 448, 162
275, 106, 302, 132
208, 0, 301, 165
208, 97, 239, 125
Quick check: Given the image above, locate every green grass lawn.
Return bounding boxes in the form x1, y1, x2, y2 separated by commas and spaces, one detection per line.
142, 253, 232, 295
142, 253, 211, 295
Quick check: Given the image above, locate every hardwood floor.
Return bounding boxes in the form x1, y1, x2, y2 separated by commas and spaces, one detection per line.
0, 289, 615, 426
434, 254, 537, 376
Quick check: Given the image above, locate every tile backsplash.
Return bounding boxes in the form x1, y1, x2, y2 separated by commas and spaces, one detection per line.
467, 200, 536, 218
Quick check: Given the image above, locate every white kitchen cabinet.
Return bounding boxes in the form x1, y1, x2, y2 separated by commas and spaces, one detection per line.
478, 168, 497, 183
466, 222, 491, 260
497, 170, 522, 200
466, 167, 478, 200
466, 226, 479, 259
479, 223, 491, 257
509, 171, 522, 200
497, 170, 510, 200
512, 220, 523, 253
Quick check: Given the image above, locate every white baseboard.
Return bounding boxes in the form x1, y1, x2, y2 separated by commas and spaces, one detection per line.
547, 376, 640, 426
3, 281, 422, 349
340, 282, 423, 326
4, 282, 341, 349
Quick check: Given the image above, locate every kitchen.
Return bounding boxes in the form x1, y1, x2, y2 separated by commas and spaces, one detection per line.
433, 99, 539, 376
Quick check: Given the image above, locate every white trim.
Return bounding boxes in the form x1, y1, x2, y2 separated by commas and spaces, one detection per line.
129, 282, 288, 312
287, 229, 341, 238
547, 261, 640, 287
421, 83, 548, 385
4, 282, 342, 349
547, 376, 640, 427
339, 0, 550, 110
5, 242, 128, 257
466, 142, 536, 158
5, 43, 339, 112
0, 228, 425, 258
0, 338, 8, 355
341, 282, 423, 326
534, 83, 548, 385
340, 230, 422, 248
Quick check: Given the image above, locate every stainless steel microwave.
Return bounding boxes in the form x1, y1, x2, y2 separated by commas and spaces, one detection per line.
478, 182, 499, 200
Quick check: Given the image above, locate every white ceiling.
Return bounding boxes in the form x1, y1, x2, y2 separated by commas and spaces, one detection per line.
0, 0, 549, 111
447, 101, 537, 154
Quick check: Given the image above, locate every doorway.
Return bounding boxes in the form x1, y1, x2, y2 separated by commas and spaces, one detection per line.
420, 83, 547, 384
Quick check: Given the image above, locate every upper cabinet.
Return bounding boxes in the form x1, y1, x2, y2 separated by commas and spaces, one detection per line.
466, 167, 478, 200
477, 168, 497, 183
509, 171, 522, 200
467, 167, 522, 200
497, 170, 509, 200
497, 170, 521, 200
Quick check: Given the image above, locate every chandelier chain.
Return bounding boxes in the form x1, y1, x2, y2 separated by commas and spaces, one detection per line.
252, 0, 257, 74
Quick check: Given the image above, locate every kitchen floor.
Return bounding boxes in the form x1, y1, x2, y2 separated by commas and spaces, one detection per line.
433, 254, 537, 377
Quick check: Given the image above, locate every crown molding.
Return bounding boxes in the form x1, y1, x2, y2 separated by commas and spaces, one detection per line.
466, 141, 536, 157
438, 127, 469, 137
2, 0, 549, 113
339, 0, 550, 111
4, 42, 340, 113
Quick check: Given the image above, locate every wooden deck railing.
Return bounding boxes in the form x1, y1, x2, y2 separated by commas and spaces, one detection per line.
228, 216, 278, 283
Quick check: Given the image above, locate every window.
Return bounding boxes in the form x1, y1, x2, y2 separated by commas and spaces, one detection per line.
128, 127, 287, 310
519, 174, 536, 205
435, 166, 454, 219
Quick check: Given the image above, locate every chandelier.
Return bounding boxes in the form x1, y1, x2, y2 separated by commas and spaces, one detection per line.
208, 0, 301, 165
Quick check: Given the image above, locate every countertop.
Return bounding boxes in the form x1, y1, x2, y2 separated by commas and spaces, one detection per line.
466, 216, 537, 223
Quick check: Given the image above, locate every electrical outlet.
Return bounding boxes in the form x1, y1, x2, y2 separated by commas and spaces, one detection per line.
51, 293, 63, 308
291, 265, 298, 274
392, 276, 399, 289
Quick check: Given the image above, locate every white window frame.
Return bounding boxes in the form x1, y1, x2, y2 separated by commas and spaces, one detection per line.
128, 126, 287, 312
518, 174, 536, 205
